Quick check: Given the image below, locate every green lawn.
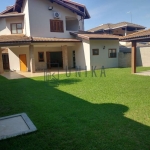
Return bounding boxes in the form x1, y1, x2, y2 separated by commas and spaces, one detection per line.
0, 67, 150, 150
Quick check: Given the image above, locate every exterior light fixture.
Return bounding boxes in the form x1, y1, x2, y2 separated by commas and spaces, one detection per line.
103, 46, 105, 49
48, 6, 53, 10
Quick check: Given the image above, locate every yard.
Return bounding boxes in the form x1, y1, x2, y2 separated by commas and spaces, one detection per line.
0, 67, 150, 150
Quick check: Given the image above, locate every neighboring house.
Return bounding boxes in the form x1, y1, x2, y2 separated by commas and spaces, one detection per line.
88, 22, 145, 36
0, 0, 120, 74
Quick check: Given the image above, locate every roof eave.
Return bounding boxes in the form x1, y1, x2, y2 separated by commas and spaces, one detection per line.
120, 36, 150, 42
53, 0, 86, 18
0, 13, 24, 18
0, 6, 15, 15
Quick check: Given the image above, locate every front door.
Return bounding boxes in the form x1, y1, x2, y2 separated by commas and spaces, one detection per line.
19, 54, 27, 71
2, 54, 10, 70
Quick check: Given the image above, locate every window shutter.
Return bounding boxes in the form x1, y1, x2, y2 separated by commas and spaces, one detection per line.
50, 20, 53, 32
50, 20, 64, 32
60, 20, 63, 32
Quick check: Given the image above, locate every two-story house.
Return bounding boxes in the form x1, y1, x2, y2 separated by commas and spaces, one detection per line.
0, 0, 120, 74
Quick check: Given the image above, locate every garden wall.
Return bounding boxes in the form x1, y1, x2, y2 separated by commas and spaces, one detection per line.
118, 47, 150, 67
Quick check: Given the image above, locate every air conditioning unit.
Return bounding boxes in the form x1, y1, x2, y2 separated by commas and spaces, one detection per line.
53, 12, 61, 19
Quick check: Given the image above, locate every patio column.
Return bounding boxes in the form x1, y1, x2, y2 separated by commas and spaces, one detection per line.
29, 45, 35, 73
0, 47, 4, 74
62, 45, 68, 69
131, 41, 136, 73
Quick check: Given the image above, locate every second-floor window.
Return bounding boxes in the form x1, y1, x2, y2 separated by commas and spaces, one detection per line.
50, 20, 64, 32
11, 23, 23, 34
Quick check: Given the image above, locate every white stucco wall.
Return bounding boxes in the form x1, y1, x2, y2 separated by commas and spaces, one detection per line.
8, 47, 30, 71
0, 16, 24, 35
28, 0, 83, 38
90, 40, 119, 69
136, 47, 150, 67
76, 39, 91, 70
6, 17, 25, 34
0, 18, 7, 35
67, 46, 75, 68
22, 0, 30, 36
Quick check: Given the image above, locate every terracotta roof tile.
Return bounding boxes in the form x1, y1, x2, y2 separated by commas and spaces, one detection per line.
0, 5, 14, 15
120, 29, 150, 41
32, 37, 81, 42
0, 35, 81, 44
88, 24, 113, 32
0, 35, 31, 43
88, 22, 145, 32
74, 33, 120, 40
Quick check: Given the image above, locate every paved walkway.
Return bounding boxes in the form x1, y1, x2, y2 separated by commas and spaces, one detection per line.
0, 69, 76, 80
135, 70, 150, 76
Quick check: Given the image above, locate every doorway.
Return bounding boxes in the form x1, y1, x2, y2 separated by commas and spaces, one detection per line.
46, 52, 63, 69
2, 54, 10, 70
19, 54, 27, 71
72, 50, 76, 68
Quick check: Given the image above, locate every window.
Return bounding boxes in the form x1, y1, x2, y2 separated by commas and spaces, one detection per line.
92, 49, 99, 55
66, 17, 79, 31
11, 23, 22, 34
108, 49, 117, 58
50, 20, 64, 32
38, 52, 44, 62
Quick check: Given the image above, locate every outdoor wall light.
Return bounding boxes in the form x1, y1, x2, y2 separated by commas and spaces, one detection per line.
103, 46, 105, 49
48, 6, 53, 10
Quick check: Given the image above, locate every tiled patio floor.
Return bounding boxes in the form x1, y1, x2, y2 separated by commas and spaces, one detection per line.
0, 69, 76, 80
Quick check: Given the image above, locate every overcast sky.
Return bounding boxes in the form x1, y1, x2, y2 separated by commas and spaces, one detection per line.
1, 0, 150, 30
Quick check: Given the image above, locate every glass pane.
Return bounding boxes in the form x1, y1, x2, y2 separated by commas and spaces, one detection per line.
108, 50, 111, 57
17, 24, 22, 29
113, 49, 116, 53
110, 53, 113, 57
12, 24, 17, 34
18, 29, 23, 34
39, 53, 44, 62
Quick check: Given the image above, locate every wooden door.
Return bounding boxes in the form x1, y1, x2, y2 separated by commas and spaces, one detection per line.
19, 54, 27, 71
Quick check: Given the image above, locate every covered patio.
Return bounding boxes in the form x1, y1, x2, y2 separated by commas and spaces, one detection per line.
120, 29, 150, 74
0, 35, 81, 74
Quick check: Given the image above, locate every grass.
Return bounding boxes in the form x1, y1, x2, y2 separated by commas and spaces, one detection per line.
0, 67, 150, 150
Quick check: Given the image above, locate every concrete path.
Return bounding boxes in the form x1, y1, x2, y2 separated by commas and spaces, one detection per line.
135, 70, 150, 76
0, 69, 76, 80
